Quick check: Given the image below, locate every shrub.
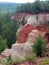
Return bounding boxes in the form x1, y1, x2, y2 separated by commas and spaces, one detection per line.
40, 58, 49, 65
6, 53, 36, 65
33, 36, 46, 57
0, 55, 15, 65
0, 35, 7, 54
24, 53, 36, 62
0, 14, 19, 49
6, 55, 15, 65
15, 58, 25, 63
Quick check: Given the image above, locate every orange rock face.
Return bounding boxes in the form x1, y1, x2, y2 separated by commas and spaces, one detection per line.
35, 25, 49, 32
17, 24, 34, 43
17, 24, 49, 43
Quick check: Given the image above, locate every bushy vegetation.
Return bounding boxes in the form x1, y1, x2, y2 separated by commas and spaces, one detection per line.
16, 1, 49, 14
24, 53, 36, 62
33, 36, 46, 57
7, 53, 36, 64
0, 55, 15, 65
0, 13, 19, 49
40, 58, 49, 65
0, 35, 7, 54
15, 58, 25, 63
6, 55, 15, 65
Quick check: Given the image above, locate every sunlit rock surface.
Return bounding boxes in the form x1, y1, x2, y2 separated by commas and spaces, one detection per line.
1, 49, 11, 59
11, 42, 32, 59
11, 29, 40, 59
11, 43, 26, 59
27, 15, 39, 25
27, 30, 40, 43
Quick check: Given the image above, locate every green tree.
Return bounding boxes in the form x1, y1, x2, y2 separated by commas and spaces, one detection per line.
0, 35, 7, 54
0, 13, 19, 48
16, 1, 49, 14
33, 36, 46, 57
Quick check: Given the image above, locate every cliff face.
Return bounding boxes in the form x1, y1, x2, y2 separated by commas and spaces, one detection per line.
11, 24, 49, 59
11, 12, 49, 59
17, 24, 34, 43
11, 12, 49, 26
11, 12, 49, 43
0, 13, 49, 61
11, 13, 31, 26
17, 24, 49, 43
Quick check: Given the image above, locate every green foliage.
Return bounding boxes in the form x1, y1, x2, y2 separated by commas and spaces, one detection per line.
6, 55, 15, 65
40, 58, 49, 65
0, 35, 7, 54
12, 53, 36, 64
7, 53, 36, 64
33, 36, 46, 57
0, 13, 19, 48
0, 59, 7, 65
15, 58, 25, 63
0, 55, 15, 65
24, 53, 36, 62
16, 1, 49, 14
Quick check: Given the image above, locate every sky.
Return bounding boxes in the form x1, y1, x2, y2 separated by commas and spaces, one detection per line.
0, 0, 46, 3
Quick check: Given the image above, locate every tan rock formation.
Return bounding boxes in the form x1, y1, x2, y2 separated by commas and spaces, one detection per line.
27, 29, 40, 43
11, 29, 40, 59
1, 48, 11, 59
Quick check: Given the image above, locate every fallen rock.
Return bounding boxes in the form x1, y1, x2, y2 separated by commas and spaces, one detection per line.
1, 48, 11, 59
11, 43, 25, 59
11, 42, 32, 59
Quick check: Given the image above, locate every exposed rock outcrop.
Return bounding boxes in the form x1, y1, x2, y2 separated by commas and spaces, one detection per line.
0, 24, 49, 60
17, 24, 34, 43
27, 30, 40, 43
1, 13, 49, 61
1, 49, 11, 59
11, 29, 40, 59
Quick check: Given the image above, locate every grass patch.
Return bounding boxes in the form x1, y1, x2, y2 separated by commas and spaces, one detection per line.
24, 53, 36, 62
40, 58, 49, 65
